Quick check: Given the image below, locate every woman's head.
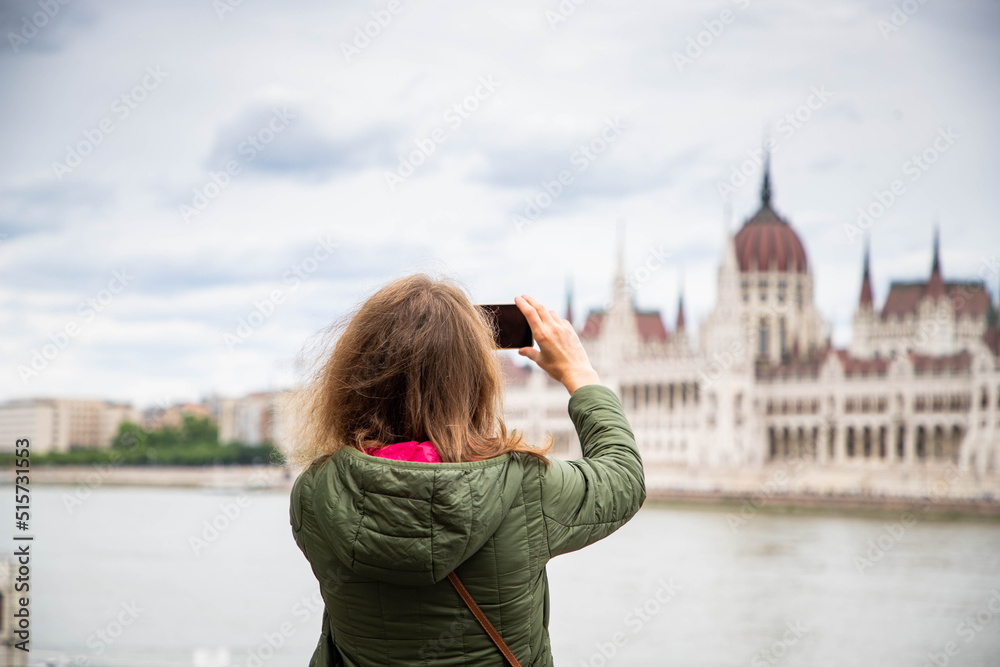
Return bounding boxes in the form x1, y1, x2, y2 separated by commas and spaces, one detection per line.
289, 273, 550, 468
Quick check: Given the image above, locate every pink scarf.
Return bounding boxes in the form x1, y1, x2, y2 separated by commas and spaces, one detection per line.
365, 440, 442, 463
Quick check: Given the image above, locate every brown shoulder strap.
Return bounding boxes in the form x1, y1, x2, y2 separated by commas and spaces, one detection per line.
447, 571, 523, 667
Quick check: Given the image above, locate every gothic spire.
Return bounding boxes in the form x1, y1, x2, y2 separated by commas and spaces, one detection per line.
859, 236, 873, 308
761, 145, 772, 207
931, 224, 940, 274
927, 224, 945, 299
613, 218, 631, 307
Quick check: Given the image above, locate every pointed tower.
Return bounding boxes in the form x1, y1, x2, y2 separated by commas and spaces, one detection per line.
859, 236, 874, 310
927, 225, 945, 300
761, 148, 773, 209
611, 219, 630, 308
699, 213, 746, 362
672, 277, 690, 356
915, 224, 956, 355
604, 220, 639, 362
851, 237, 876, 358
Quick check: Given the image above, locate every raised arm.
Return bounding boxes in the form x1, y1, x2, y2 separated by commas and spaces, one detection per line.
514, 295, 646, 557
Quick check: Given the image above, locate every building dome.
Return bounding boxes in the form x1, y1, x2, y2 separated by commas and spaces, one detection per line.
733, 168, 808, 274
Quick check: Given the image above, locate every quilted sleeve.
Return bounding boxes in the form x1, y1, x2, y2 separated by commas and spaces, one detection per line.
539, 383, 646, 558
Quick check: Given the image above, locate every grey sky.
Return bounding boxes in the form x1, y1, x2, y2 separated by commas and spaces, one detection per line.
1, 0, 998, 407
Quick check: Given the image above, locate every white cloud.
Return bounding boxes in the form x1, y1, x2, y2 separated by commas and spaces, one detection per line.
1, 0, 998, 406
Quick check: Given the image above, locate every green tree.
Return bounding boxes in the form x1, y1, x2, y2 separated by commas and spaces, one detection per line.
112, 421, 147, 450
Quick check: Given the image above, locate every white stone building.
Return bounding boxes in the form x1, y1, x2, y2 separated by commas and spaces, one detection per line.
0, 398, 139, 454
502, 167, 1000, 497
216, 390, 296, 449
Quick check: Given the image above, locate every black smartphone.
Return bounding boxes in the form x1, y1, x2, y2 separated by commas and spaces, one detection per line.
478, 304, 533, 349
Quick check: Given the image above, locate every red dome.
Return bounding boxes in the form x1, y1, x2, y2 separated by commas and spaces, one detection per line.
734, 204, 808, 274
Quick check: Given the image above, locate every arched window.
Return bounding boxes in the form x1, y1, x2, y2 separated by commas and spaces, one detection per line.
758, 318, 769, 361
933, 425, 945, 459
779, 317, 788, 359
949, 425, 963, 463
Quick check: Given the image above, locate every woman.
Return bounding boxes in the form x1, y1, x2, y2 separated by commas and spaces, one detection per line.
288, 274, 645, 666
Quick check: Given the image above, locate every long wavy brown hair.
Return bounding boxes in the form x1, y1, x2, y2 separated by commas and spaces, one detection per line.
288, 273, 551, 469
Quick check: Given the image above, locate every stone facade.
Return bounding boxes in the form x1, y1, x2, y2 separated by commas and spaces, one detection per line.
0, 398, 139, 454
503, 169, 1000, 498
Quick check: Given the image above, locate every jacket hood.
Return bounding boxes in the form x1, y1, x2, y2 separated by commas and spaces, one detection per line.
292, 446, 524, 586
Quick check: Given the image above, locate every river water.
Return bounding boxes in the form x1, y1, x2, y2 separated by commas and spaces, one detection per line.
5, 485, 1000, 666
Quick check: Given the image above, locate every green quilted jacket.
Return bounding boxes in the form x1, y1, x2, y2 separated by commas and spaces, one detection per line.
289, 383, 645, 666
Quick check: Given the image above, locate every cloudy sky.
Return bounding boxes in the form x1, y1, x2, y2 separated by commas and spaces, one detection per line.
1, 0, 998, 408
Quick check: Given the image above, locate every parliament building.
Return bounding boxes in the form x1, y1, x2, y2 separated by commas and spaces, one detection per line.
503, 167, 1000, 499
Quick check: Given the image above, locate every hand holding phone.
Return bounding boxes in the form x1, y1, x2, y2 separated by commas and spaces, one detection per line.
478, 304, 534, 349
512, 295, 600, 395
